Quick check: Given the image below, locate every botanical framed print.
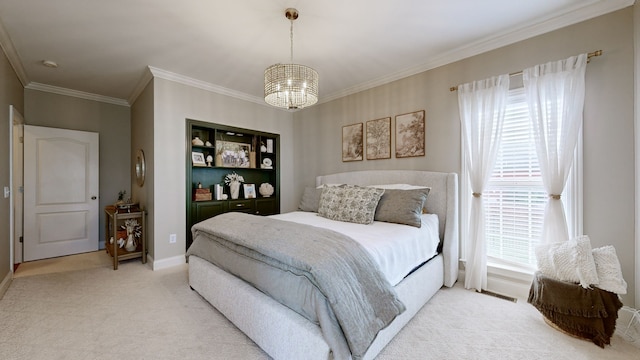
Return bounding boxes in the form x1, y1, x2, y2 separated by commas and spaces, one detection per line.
191, 152, 206, 166
342, 123, 363, 162
216, 141, 251, 168
366, 117, 391, 160
395, 110, 425, 158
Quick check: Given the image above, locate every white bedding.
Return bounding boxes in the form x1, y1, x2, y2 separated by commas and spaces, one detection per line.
270, 211, 440, 286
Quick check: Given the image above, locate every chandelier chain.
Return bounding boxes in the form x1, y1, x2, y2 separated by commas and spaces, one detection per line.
290, 19, 294, 64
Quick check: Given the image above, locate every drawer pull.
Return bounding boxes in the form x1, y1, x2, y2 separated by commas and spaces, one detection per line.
236, 204, 245, 207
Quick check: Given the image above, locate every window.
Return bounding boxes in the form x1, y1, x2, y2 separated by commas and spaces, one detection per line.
484, 88, 546, 268
461, 87, 582, 270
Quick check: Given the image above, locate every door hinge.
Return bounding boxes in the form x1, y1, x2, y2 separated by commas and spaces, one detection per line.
19, 236, 23, 243
19, 136, 23, 143
18, 186, 24, 193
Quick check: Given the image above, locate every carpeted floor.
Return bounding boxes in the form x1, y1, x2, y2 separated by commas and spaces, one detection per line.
1, 253, 638, 359
12, 251, 114, 278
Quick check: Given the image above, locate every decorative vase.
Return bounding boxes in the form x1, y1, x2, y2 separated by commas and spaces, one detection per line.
192, 137, 204, 146
125, 233, 136, 252
230, 181, 241, 200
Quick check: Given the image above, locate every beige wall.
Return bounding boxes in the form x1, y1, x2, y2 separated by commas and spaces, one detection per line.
138, 78, 293, 266
294, 9, 636, 306
0, 47, 24, 293
24, 89, 131, 249
131, 79, 154, 257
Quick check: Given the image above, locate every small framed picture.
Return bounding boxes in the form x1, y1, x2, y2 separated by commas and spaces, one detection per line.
342, 123, 363, 162
395, 110, 425, 158
243, 184, 256, 199
192, 152, 206, 166
216, 141, 251, 168
366, 117, 391, 160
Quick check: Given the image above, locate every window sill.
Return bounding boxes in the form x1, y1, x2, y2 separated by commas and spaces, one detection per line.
460, 258, 535, 279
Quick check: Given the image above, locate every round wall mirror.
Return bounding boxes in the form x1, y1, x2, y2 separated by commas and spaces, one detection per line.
135, 149, 146, 187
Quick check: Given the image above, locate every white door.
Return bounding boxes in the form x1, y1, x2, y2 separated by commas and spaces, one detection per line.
23, 125, 99, 261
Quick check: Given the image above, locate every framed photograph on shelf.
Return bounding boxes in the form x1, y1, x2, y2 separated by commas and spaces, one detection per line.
216, 141, 251, 168
243, 184, 256, 199
191, 152, 206, 166
395, 110, 425, 158
342, 123, 363, 162
366, 117, 391, 160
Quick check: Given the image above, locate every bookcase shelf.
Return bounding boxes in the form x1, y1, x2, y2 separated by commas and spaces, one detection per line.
186, 119, 280, 249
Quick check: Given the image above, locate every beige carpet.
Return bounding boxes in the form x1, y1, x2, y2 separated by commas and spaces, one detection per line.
13, 251, 113, 278
1, 252, 638, 359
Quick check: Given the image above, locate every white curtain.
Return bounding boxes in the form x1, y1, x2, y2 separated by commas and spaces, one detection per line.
523, 54, 587, 244
458, 74, 510, 291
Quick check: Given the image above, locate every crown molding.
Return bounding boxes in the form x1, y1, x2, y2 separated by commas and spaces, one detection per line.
25, 82, 130, 107
147, 66, 277, 108
0, 18, 29, 87
318, 0, 635, 104
128, 67, 154, 105
2, 17, 131, 107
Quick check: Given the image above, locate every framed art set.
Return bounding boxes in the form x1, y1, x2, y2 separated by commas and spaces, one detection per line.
342, 110, 425, 162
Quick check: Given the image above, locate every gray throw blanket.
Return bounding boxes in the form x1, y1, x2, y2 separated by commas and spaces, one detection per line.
188, 212, 405, 359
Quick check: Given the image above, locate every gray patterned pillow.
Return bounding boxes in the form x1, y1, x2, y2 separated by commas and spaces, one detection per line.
318, 185, 385, 225
374, 188, 430, 227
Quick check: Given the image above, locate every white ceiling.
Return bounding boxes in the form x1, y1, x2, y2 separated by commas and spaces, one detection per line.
0, 0, 634, 107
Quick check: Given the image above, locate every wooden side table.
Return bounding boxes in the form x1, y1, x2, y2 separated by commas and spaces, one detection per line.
104, 205, 147, 270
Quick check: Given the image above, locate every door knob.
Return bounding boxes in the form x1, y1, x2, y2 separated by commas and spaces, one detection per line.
91, 196, 97, 200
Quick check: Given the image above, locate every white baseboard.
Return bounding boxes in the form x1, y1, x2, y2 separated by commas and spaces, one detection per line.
0, 271, 12, 300
149, 254, 186, 271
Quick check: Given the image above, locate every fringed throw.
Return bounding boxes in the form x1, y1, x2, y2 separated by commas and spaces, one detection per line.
528, 271, 622, 348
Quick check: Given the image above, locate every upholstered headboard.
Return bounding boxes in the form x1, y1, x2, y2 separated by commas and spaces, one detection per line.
316, 170, 459, 287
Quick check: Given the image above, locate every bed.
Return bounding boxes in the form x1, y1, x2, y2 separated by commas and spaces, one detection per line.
187, 170, 459, 360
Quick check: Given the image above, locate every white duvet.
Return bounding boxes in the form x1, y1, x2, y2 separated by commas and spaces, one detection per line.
270, 211, 440, 286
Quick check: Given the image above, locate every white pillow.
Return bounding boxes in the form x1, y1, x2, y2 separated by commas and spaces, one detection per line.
369, 184, 431, 190
592, 246, 627, 294
535, 235, 599, 288
316, 183, 344, 189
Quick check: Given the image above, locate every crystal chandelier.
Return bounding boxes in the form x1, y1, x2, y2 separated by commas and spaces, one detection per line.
264, 8, 319, 110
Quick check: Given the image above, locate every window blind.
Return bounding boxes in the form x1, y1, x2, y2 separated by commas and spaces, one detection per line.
485, 88, 546, 266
